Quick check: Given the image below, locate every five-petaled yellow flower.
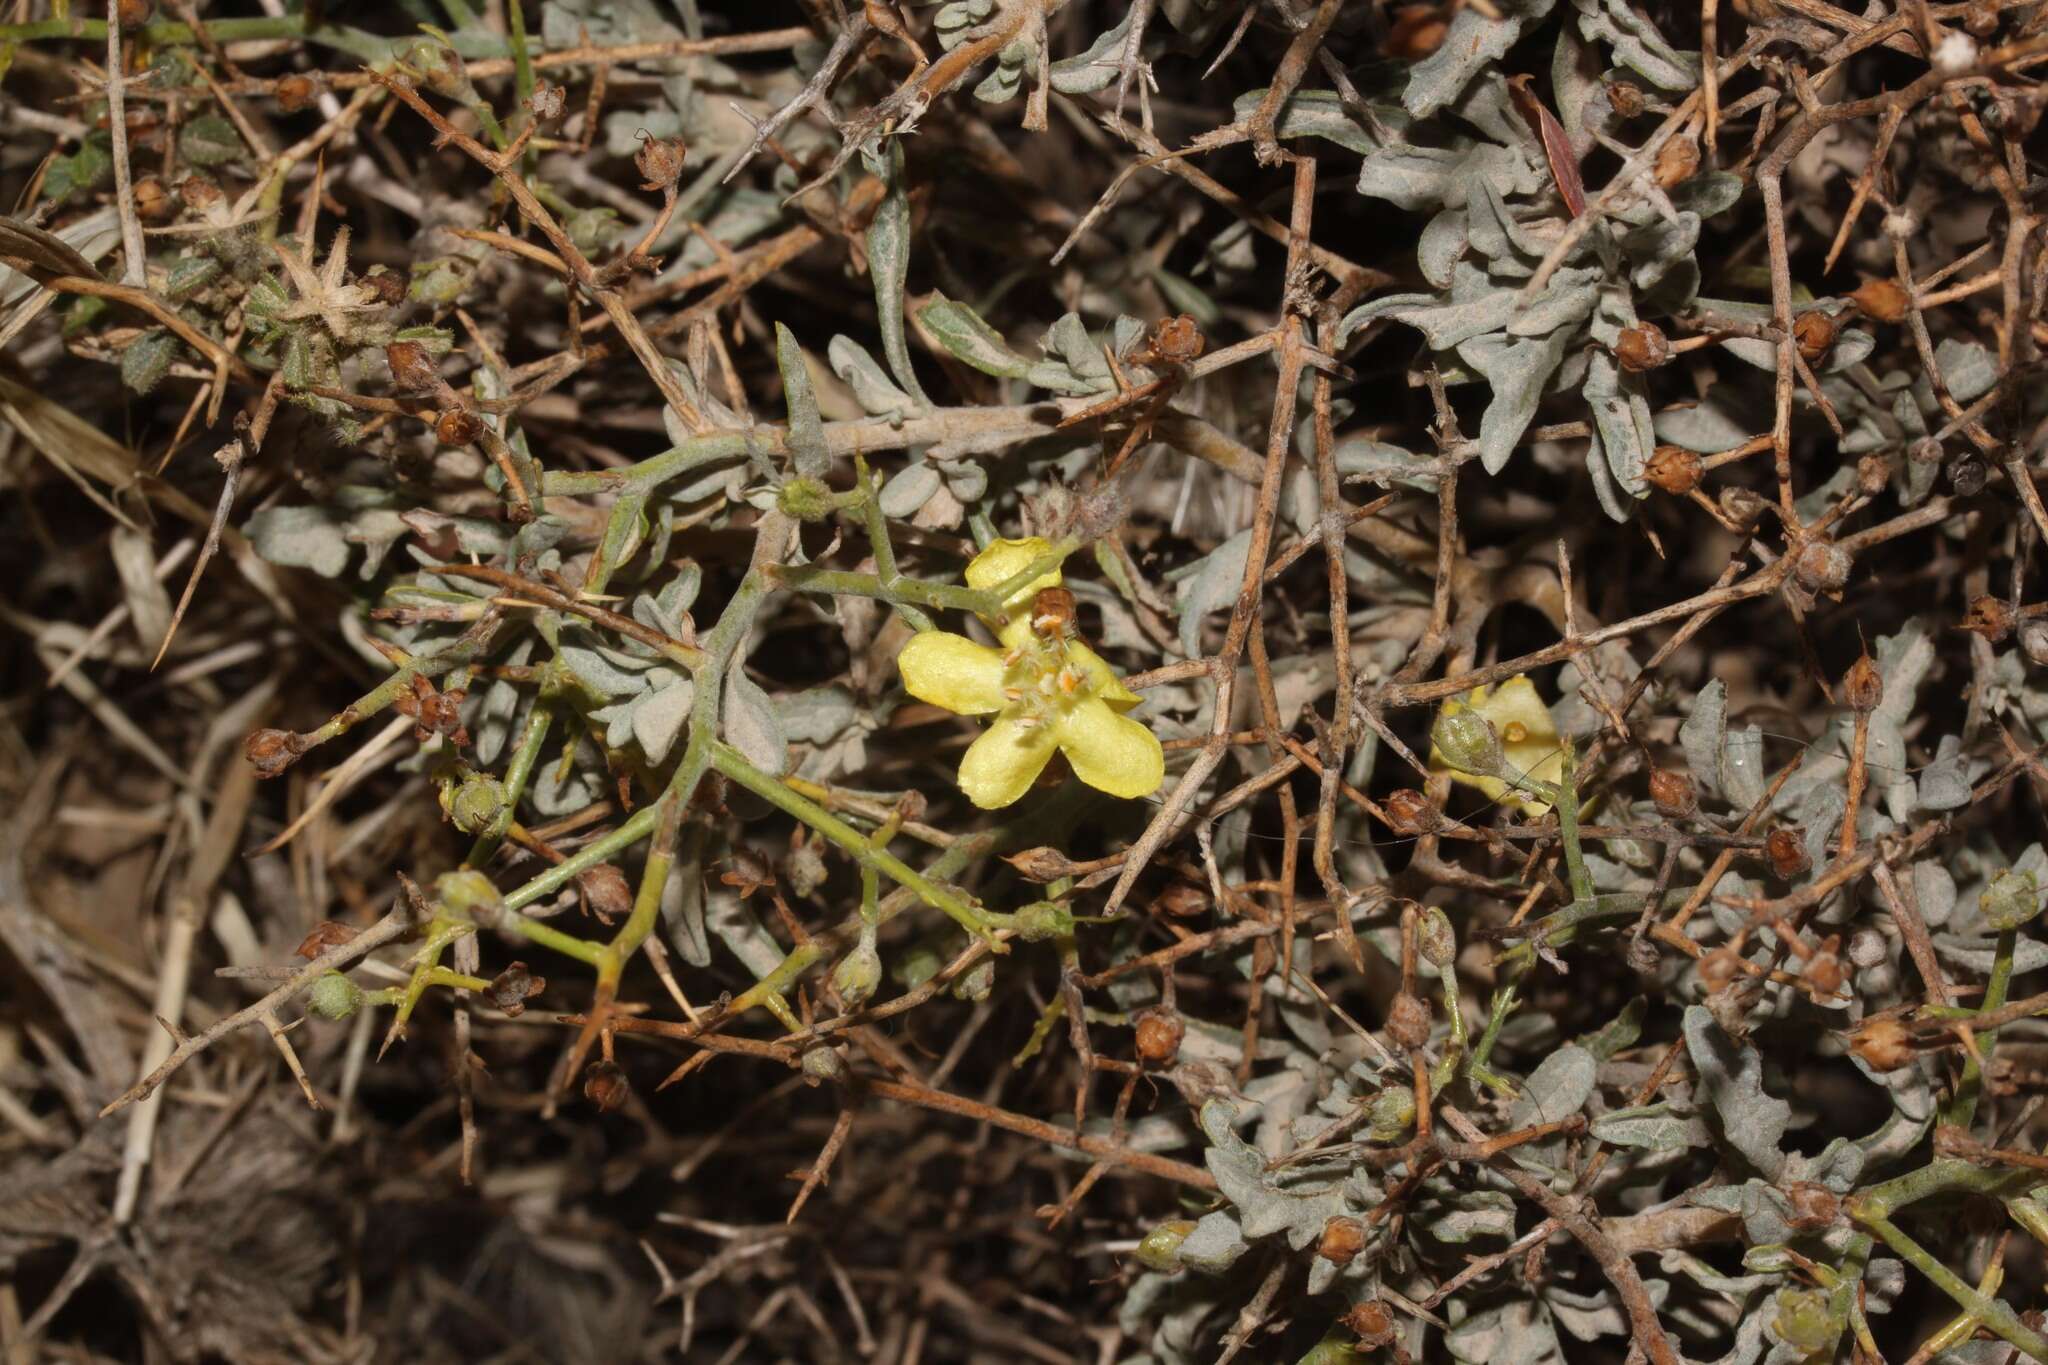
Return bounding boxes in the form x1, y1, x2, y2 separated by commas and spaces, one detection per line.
897, 538, 1165, 810
1429, 675, 1564, 817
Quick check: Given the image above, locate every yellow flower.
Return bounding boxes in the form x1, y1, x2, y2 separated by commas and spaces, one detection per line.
1428, 675, 1564, 817
897, 537, 1165, 810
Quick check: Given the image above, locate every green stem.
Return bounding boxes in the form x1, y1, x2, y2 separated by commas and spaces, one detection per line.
1945, 926, 2015, 1128
502, 803, 662, 912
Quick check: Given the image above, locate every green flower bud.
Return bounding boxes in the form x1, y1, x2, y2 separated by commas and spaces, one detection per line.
307, 971, 364, 1020
1134, 1219, 1196, 1272
832, 940, 882, 1005
1015, 901, 1076, 942
1419, 908, 1456, 969
444, 773, 506, 834
1771, 1287, 1837, 1355
1366, 1086, 1417, 1142
777, 476, 836, 523
434, 869, 502, 919
1431, 708, 1505, 778
1980, 868, 2041, 931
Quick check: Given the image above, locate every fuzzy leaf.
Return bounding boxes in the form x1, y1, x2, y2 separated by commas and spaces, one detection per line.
919, 295, 1033, 379
1683, 1005, 1789, 1179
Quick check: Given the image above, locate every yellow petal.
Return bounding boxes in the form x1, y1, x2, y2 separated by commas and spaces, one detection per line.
1429, 675, 1564, 816
965, 536, 1063, 613
1056, 698, 1165, 800
898, 631, 1009, 715
1066, 641, 1141, 711
958, 714, 1059, 809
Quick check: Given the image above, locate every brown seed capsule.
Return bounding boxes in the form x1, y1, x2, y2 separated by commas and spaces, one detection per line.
1842, 654, 1884, 713
1383, 5, 1449, 59
1646, 444, 1703, 495
361, 270, 404, 307
1952, 460, 1988, 496
578, 863, 633, 926
115, 0, 152, 31
527, 81, 566, 121
132, 175, 175, 223
1154, 880, 1212, 918
1627, 933, 1661, 976
244, 726, 305, 778
1344, 1300, 1396, 1348
295, 921, 360, 958
1698, 947, 1743, 993
1850, 1015, 1915, 1072
1851, 277, 1909, 324
274, 73, 321, 114
386, 340, 440, 392
178, 175, 222, 210
1606, 79, 1645, 118
1649, 768, 1697, 818
486, 961, 546, 1016
1654, 134, 1699, 189
1384, 788, 1438, 836
1793, 537, 1852, 596
1147, 314, 1205, 366
1784, 1181, 1842, 1230
1135, 1008, 1186, 1066
1318, 1215, 1368, 1266
583, 1059, 630, 1112
1767, 827, 1811, 879
436, 408, 484, 447
1793, 310, 1839, 365
1804, 946, 1846, 996
1720, 486, 1768, 532
1386, 991, 1431, 1051
1957, 593, 2012, 644
1615, 322, 1672, 372
635, 134, 688, 192
1006, 845, 1081, 884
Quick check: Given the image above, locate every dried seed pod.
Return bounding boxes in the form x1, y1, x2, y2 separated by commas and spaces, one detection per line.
1767, 828, 1811, 879
1649, 768, 1697, 817
386, 340, 440, 392
1134, 1008, 1186, 1066
274, 73, 321, 114
1804, 942, 1846, 995
178, 175, 223, 210
436, 408, 484, 447
1344, 1300, 1397, 1348
527, 81, 566, 121
1006, 846, 1079, 883
1793, 537, 1852, 596
1842, 654, 1884, 712
1698, 947, 1743, 993
1605, 79, 1645, 118
1614, 322, 1672, 372
1960, 594, 2015, 642
635, 134, 688, 191
132, 175, 175, 223
1147, 314, 1205, 366
1031, 586, 1078, 640
577, 862, 633, 925
1851, 277, 1909, 323
1720, 486, 1768, 531
1627, 933, 1661, 976
244, 726, 306, 777
583, 1059, 630, 1112
361, 269, 404, 307
1645, 444, 1702, 495
1153, 880, 1211, 917
801, 1046, 845, 1084
1418, 908, 1456, 969
1951, 460, 1988, 496
1386, 991, 1431, 1051
1383, 5, 1449, 60
296, 922, 359, 958
486, 961, 545, 1016
1653, 134, 1699, 189
1784, 1181, 1842, 1230
1318, 1215, 1367, 1266
1850, 1015, 1915, 1071
1384, 788, 1438, 835
832, 940, 883, 1004
1857, 453, 1889, 496
1793, 310, 1839, 365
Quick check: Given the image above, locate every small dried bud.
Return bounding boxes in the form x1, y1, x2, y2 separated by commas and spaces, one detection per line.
1793, 537, 1852, 596
577, 863, 633, 926
115, 0, 152, 31
1850, 1015, 1915, 1071
1979, 867, 2042, 931
1767, 827, 1812, 879
1383, 5, 1449, 59
527, 81, 566, 121
1386, 991, 1431, 1051
361, 269, 404, 307
1649, 768, 1697, 818
1698, 947, 1743, 994
1645, 444, 1703, 495
2021, 620, 2048, 666
435, 408, 484, 446
244, 726, 305, 778
1135, 1220, 1196, 1272
296, 922, 359, 959
1318, 1216, 1368, 1266
274, 73, 321, 114
1343, 1300, 1396, 1348
1154, 880, 1212, 918
1006, 845, 1080, 883
486, 961, 546, 1016
1847, 929, 1887, 970
1720, 486, 1768, 531
1606, 79, 1645, 118
1015, 900, 1076, 941
1134, 1008, 1186, 1066
1384, 788, 1438, 836
583, 1059, 630, 1112
952, 957, 995, 1003
1960, 594, 2015, 642
386, 340, 440, 392
801, 1046, 846, 1084
1431, 707, 1505, 778
1627, 933, 1661, 976
178, 175, 222, 210
1148, 315, 1205, 366
635, 134, 688, 191
1783, 1181, 1841, 1231
1851, 277, 1909, 323
1614, 322, 1672, 372
1951, 460, 1988, 496
832, 940, 883, 1005
132, 175, 175, 223
1857, 453, 1889, 496
1793, 310, 1839, 365
1418, 908, 1456, 969
1804, 944, 1846, 996
307, 971, 363, 1020
444, 773, 506, 834
1910, 436, 1944, 465
1653, 134, 1699, 189
1841, 654, 1883, 713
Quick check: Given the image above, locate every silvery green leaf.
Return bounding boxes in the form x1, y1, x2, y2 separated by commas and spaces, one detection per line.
1510, 1044, 1597, 1127
1683, 1005, 1789, 1179
919, 294, 1033, 378
1406, 9, 1523, 118
247, 504, 351, 577
725, 670, 789, 775
879, 459, 942, 518
940, 458, 988, 502
530, 748, 603, 817
1826, 327, 1876, 373
1671, 171, 1744, 217
1414, 1184, 1516, 1243
1693, 1179, 1794, 1246
775, 323, 827, 477
1787, 1135, 1864, 1192
1177, 1210, 1250, 1273
1112, 314, 1146, 356
631, 677, 695, 764
1046, 312, 1106, 380
1510, 269, 1601, 336
1681, 679, 1727, 798
1619, 210, 1701, 290
1459, 327, 1576, 473
1584, 350, 1653, 504
1147, 265, 1220, 327
1419, 209, 1470, 288
1592, 1104, 1710, 1151
828, 335, 916, 420
1573, 0, 1699, 88
1336, 436, 1438, 491
1580, 996, 1645, 1059
1175, 530, 1252, 658
1199, 1099, 1350, 1248
781, 686, 859, 743
973, 59, 1024, 103
1936, 337, 1996, 402
1914, 859, 1957, 928
591, 700, 634, 751
1548, 1285, 1631, 1341
1356, 142, 1539, 210
1024, 360, 1105, 396
1721, 723, 1767, 810
1656, 396, 1756, 451
1228, 87, 1390, 154
1447, 1300, 1563, 1365
1049, 11, 1133, 94
1465, 184, 1531, 275
1933, 933, 2048, 976
560, 644, 655, 700
865, 152, 927, 406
